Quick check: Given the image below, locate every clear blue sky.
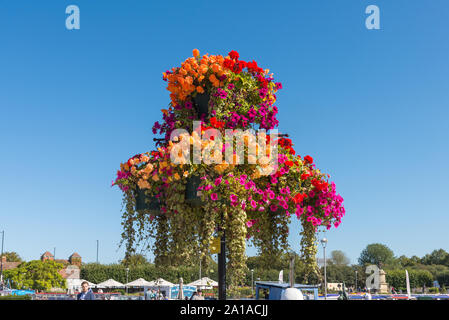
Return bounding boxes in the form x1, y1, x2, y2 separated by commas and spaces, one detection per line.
0, 0, 448, 265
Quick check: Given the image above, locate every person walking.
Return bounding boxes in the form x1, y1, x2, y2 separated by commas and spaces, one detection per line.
77, 281, 96, 300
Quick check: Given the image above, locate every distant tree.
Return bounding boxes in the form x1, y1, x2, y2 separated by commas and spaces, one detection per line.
397, 255, 415, 267
3, 260, 66, 291
120, 254, 149, 267
421, 249, 449, 266
330, 250, 350, 266
410, 255, 422, 265
1, 251, 22, 263
358, 243, 395, 267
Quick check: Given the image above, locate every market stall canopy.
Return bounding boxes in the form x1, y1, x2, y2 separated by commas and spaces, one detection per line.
150, 278, 175, 287
187, 277, 218, 289
125, 278, 154, 287
96, 279, 125, 288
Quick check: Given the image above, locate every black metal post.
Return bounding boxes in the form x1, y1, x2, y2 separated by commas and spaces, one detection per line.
218, 211, 226, 300
96, 240, 99, 263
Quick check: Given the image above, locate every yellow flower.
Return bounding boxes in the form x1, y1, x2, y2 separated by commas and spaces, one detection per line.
174, 173, 181, 180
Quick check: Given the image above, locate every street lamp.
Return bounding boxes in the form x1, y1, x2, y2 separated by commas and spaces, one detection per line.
320, 238, 328, 300
355, 270, 358, 293
251, 269, 254, 296
125, 268, 130, 295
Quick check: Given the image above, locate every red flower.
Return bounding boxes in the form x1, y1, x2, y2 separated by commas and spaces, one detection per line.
223, 58, 235, 70
229, 50, 240, 61
304, 155, 313, 164
293, 193, 307, 204
301, 173, 311, 180
285, 161, 294, 167
311, 178, 329, 192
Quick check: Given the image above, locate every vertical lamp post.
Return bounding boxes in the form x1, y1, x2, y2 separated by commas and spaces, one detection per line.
355, 270, 358, 293
125, 267, 129, 295
96, 240, 99, 264
251, 269, 254, 296
218, 211, 226, 300
320, 238, 328, 300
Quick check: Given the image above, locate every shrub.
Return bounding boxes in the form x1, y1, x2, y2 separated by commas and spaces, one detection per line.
428, 287, 439, 294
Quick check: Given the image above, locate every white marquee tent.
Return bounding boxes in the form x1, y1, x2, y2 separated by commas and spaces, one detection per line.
187, 277, 218, 290
96, 279, 125, 288
125, 278, 154, 287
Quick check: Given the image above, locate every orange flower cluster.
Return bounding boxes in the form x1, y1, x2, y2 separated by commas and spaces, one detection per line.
163, 49, 231, 105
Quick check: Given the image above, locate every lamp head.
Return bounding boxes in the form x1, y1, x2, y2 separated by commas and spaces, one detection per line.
320, 238, 328, 247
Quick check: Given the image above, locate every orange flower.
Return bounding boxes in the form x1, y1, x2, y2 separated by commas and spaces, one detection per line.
209, 74, 217, 82
199, 64, 208, 74
197, 86, 205, 93
193, 49, 200, 57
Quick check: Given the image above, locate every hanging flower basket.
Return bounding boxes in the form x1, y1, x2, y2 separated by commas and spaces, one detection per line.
185, 174, 203, 206
135, 187, 162, 215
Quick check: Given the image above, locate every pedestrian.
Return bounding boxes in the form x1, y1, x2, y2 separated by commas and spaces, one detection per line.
191, 289, 205, 300
77, 281, 96, 300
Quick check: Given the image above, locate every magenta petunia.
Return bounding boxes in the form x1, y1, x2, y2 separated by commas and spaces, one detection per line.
211, 193, 218, 201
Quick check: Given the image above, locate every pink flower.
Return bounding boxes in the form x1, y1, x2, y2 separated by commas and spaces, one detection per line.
214, 177, 222, 186
230, 194, 238, 202
211, 193, 218, 201
251, 200, 257, 209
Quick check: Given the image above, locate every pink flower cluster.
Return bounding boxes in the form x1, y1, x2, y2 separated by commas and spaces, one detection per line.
302, 182, 345, 229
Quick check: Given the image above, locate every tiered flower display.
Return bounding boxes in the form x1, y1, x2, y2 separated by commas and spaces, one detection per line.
113, 49, 345, 292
